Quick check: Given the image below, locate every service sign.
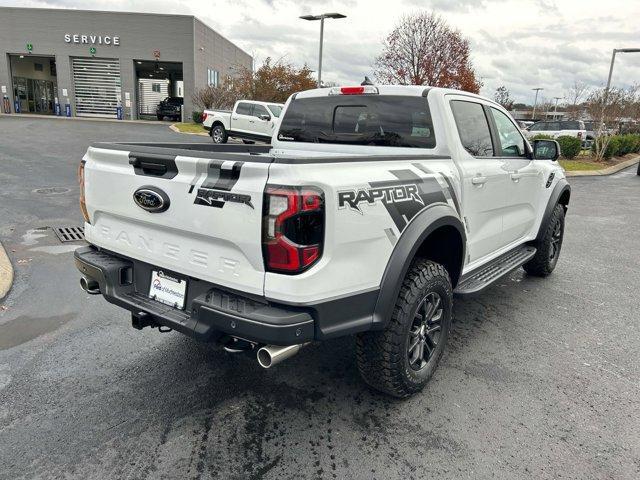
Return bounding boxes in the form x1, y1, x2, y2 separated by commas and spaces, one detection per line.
64, 33, 120, 46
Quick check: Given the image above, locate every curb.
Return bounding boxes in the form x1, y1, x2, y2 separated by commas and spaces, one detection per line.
0, 241, 14, 302
169, 124, 209, 136
565, 156, 639, 177
0, 113, 176, 126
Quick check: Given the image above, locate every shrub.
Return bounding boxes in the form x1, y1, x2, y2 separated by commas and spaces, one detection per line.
556, 136, 581, 159
530, 134, 553, 140
618, 134, 634, 155
623, 133, 640, 154
604, 136, 621, 159
192, 111, 204, 124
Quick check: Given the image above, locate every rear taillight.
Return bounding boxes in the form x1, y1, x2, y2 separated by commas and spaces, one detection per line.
78, 161, 90, 224
577, 132, 583, 138
201, 112, 208, 122
262, 186, 324, 274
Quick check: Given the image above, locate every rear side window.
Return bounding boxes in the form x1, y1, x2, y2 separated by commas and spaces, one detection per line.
560, 121, 582, 129
277, 95, 436, 148
450, 100, 493, 157
236, 102, 252, 115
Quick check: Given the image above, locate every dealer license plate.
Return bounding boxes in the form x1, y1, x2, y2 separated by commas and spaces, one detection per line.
148, 270, 187, 310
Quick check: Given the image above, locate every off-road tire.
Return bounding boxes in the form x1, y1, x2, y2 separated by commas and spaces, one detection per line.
523, 203, 565, 277
355, 260, 453, 398
211, 124, 228, 144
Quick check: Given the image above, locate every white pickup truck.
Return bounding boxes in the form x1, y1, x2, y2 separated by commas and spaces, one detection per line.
75, 85, 570, 398
202, 100, 284, 144
525, 120, 587, 143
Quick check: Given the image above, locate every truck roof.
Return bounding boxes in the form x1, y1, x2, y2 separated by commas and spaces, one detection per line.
236, 99, 285, 107
294, 85, 489, 102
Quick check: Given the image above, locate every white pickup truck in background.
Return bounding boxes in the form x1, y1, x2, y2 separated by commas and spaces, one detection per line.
524, 120, 587, 143
202, 100, 284, 144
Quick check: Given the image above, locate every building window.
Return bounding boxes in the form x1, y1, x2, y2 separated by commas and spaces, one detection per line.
34, 63, 43, 72
207, 68, 219, 87
152, 83, 161, 93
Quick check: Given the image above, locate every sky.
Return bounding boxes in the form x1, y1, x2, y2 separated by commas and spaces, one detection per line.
2, 0, 639, 104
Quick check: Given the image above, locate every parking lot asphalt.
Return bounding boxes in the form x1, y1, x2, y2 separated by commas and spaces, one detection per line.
0, 116, 639, 480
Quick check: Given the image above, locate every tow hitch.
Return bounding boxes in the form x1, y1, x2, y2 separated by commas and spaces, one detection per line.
131, 312, 172, 332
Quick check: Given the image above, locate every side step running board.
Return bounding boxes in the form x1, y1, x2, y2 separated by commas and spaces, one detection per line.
455, 245, 537, 295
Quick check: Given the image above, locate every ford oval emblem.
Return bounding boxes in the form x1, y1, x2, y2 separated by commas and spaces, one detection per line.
133, 186, 170, 213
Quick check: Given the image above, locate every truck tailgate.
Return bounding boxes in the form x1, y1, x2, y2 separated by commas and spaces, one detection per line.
83, 146, 272, 296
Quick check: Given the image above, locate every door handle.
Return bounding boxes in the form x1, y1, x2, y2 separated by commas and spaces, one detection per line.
510, 172, 524, 181
471, 175, 488, 185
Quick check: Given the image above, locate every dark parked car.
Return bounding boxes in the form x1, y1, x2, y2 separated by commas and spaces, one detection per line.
156, 97, 183, 121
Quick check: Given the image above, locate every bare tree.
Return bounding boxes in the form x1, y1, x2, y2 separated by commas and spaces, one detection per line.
564, 80, 590, 119
192, 80, 239, 111
374, 12, 482, 93
585, 87, 628, 161
494, 86, 514, 110
536, 96, 554, 119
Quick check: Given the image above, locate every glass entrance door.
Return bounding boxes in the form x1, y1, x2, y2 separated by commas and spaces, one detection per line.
12, 77, 56, 114
32, 80, 55, 114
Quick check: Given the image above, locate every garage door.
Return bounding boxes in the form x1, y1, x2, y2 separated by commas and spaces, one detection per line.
72, 57, 121, 118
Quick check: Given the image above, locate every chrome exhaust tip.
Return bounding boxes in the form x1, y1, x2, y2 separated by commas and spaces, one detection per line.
80, 276, 100, 295
257, 343, 307, 369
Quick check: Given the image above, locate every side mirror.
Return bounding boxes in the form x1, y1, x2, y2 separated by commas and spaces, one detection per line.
259, 114, 271, 122
533, 139, 560, 161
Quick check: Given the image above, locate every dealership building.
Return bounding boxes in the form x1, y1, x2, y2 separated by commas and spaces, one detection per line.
0, 7, 252, 120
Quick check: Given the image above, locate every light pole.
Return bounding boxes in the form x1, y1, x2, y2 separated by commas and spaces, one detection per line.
531, 87, 543, 120
300, 12, 346, 87
605, 48, 640, 103
553, 96, 562, 119
601, 48, 640, 136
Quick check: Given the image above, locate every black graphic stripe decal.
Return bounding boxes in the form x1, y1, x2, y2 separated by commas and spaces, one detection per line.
369, 169, 446, 232
193, 161, 246, 208
412, 162, 461, 216
202, 161, 243, 191
438, 173, 461, 215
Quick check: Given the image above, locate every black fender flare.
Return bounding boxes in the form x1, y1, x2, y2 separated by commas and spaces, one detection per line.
536, 178, 570, 242
371, 203, 466, 330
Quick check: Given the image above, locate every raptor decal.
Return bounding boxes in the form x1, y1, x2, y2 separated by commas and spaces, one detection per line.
337, 167, 454, 232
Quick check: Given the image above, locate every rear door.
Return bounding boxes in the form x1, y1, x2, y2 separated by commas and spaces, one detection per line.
448, 97, 510, 263
83, 146, 272, 296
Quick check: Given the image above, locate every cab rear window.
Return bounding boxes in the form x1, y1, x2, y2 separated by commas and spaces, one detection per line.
278, 95, 436, 148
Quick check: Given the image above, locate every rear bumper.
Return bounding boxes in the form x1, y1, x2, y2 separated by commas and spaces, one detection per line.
74, 246, 315, 346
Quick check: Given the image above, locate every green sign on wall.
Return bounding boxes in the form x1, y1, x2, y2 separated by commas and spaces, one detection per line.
89, 47, 97, 55
26, 43, 33, 52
